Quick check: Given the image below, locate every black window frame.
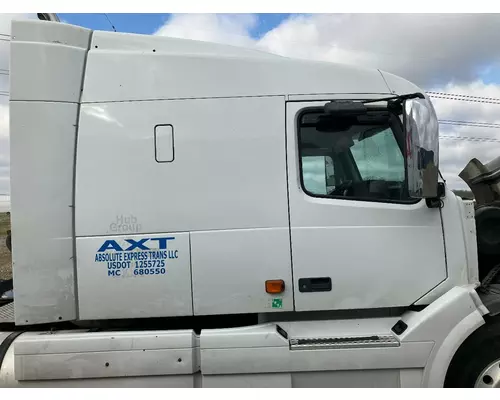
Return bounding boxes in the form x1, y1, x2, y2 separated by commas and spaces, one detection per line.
296, 106, 421, 205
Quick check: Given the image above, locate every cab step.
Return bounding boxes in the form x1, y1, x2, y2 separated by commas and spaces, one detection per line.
289, 334, 400, 350
0, 302, 14, 324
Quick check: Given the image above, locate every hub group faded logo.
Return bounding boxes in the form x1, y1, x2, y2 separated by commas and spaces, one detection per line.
108, 214, 142, 234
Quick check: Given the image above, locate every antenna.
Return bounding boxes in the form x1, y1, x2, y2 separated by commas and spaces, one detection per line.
103, 14, 117, 32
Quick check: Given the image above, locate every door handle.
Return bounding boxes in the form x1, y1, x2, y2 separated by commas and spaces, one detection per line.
298, 277, 332, 293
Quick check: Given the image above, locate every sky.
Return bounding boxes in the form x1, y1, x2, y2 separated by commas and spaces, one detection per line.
1, 13, 500, 194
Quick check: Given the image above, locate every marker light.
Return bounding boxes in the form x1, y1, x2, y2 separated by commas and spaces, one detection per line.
266, 280, 285, 294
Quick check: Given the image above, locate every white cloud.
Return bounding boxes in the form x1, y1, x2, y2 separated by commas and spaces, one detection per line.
0, 14, 37, 70
257, 14, 500, 88
154, 14, 258, 47
154, 13, 500, 190
156, 14, 500, 87
1, 14, 499, 193
0, 13, 36, 35
430, 81, 500, 189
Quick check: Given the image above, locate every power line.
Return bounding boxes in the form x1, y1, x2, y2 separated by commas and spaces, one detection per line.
440, 135, 500, 143
428, 94, 500, 106
427, 91, 500, 103
439, 120, 500, 129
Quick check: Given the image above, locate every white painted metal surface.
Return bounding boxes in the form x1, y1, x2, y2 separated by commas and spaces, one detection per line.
91, 30, 283, 60
199, 320, 431, 379
11, 20, 88, 48
201, 335, 431, 376
76, 233, 193, 320
399, 369, 424, 387
10, 21, 90, 103
378, 70, 422, 95
14, 330, 198, 381
398, 285, 487, 387
75, 97, 292, 316
82, 31, 392, 103
0, 286, 491, 387
9, 102, 79, 325
415, 187, 475, 305
8, 20, 91, 325
191, 228, 294, 315
203, 373, 291, 388
0, 331, 200, 387
201, 324, 288, 349
11, 18, 467, 323
10, 43, 86, 102
75, 97, 288, 235
462, 200, 480, 284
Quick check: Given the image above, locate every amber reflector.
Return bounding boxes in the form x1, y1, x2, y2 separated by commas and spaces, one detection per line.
266, 280, 285, 294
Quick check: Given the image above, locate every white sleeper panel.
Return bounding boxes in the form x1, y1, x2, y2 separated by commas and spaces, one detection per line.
76, 233, 193, 320
75, 97, 288, 236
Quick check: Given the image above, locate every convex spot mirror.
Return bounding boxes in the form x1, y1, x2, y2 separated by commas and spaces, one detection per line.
404, 97, 440, 199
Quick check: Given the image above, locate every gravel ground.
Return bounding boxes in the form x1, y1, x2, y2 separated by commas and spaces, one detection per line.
0, 213, 12, 280
0, 236, 11, 280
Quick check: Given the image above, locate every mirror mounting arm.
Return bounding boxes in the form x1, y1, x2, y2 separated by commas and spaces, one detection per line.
425, 182, 446, 208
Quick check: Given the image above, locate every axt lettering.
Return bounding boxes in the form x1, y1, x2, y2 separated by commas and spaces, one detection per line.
97, 237, 175, 252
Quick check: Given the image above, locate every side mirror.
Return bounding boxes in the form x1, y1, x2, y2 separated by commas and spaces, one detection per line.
404, 97, 440, 199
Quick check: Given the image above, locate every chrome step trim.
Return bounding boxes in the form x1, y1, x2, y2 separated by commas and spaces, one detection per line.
0, 302, 14, 324
289, 334, 400, 350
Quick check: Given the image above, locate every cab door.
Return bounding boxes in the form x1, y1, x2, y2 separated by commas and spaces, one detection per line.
286, 100, 447, 312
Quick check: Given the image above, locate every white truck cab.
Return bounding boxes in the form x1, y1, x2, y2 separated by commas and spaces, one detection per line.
1, 18, 500, 388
